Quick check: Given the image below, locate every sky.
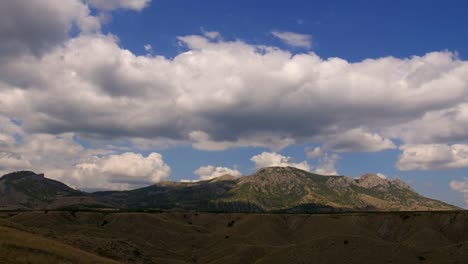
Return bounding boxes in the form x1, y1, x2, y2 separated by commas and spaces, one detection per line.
0, 0, 468, 208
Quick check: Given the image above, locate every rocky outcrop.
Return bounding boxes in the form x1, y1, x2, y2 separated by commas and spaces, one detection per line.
357, 174, 390, 189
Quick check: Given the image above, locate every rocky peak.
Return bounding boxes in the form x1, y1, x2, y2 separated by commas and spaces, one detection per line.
357, 173, 390, 189
1, 171, 45, 182
238, 167, 312, 195
390, 178, 412, 190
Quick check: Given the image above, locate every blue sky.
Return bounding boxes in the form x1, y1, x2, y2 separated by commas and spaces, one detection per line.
1, 0, 468, 208
108, 0, 468, 60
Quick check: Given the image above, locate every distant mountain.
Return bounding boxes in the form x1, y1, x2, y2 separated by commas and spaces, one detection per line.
0, 168, 459, 212
0, 171, 98, 210
219, 167, 456, 212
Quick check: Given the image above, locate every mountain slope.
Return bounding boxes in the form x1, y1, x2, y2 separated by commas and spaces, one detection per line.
0, 168, 459, 212
218, 167, 456, 211
0, 171, 97, 210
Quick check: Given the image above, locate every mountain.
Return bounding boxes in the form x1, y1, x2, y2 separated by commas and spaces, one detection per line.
0, 168, 458, 212
0, 171, 98, 210
220, 167, 455, 211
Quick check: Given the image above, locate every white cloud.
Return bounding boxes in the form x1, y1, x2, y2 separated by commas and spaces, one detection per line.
271, 31, 312, 49
0, 117, 22, 149
354, 173, 387, 180
251, 152, 311, 171
88, 0, 151, 11
0, 152, 31, 172
1, 32, 466, 152
193, 165, 241, 181
314, 153, 339, 175
202, 31, 222, 40
387, 103, 468, 144
376, 173, 387, 179
0, 29, 467, 152
144, 44, 153, 53
304, 146, 339, 175
305, 146, 322, 159
397, 144, 468, 170
323, 128, 396, 152
450, 178, 468, 204
180, 179, 197, 183
72, 152, 171, 190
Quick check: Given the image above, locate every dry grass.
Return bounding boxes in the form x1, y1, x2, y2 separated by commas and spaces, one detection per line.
0, 211, 466, 263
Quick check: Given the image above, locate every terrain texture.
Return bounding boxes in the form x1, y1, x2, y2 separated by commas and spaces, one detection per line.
0, 211, 467, 263
0, 168, 458, 212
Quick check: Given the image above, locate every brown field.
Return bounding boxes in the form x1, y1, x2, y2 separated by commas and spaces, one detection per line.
0, 210, 467, 264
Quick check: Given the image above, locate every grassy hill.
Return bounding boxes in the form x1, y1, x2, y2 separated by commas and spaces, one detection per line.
0, 211, 467, 263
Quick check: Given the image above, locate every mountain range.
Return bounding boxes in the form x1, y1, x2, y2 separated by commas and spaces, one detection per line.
0, 167, 458, 212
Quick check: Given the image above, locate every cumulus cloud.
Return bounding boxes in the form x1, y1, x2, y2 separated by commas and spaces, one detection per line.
388, 103, 468, 144
251, 152, 311, 171
72, 152, 171, 190
323, 128, 396, 152
2, 32, 467, 152
88, 0, 151, 11
0, 115, 172, 190
144, 44, 153, 52
355, 173, 387, 180
314, 153, 339, 175
271, 31, 312, 49
202, 30, 222, 40
304, 146, 339, 175
0, 0, 99, 57
193, 165, 241, 181
450, 178, 468, 204
0, 152, 31, 171
305, 146, 322, 159
397, 144, 468, 170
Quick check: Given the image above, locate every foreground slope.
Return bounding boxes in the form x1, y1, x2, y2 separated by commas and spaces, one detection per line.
0, 168, 458, 212
0, 211, 467, 263
0, 218, 118, 263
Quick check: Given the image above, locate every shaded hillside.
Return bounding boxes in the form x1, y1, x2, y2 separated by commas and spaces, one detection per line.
0, 211, 467, 263
0, 168, 458, 212
0, 171, 79, 210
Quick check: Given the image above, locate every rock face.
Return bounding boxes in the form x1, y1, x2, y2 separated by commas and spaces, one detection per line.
0, 168, 459, 212
357, 174, 390, 189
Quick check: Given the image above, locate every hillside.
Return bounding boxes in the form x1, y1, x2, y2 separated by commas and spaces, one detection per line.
219, 167, 456, 211
0, 168, 458, 212
0, 171, 103, 210
0, 211, 467, 263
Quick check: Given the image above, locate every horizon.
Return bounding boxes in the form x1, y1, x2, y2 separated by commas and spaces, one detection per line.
1, 0, 468, 209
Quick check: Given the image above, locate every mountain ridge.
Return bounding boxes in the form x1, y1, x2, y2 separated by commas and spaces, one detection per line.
0, 168, 459, 212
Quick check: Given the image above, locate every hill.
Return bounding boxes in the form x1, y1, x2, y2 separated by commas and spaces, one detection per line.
0, 171, 79, 210
0, 211, 467, 263
219, 167, 455, 211
0, 168, 458, 212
